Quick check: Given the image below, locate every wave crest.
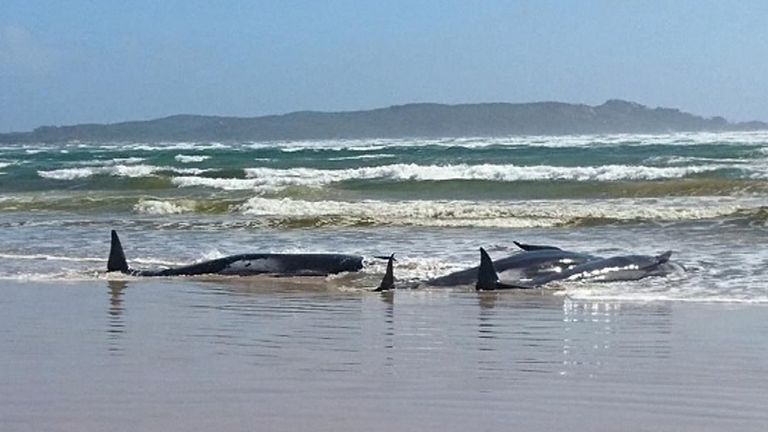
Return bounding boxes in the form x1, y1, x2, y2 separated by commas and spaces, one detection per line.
232, 196, 763, 228
175, 154, 211, 163
38, 165, 212, 180
166, 163, 757, 192
133, 199, 193, 215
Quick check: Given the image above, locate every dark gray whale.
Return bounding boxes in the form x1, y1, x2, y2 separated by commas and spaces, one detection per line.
475, 247, 681, 290
107, 230, 364, 277
525, 251, 678, 286
426, 248, 599, 287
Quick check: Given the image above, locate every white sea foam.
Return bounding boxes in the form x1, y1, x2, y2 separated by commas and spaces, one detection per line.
326, 154, 396, 161
566, 277, 768, 304
175, 154, 211, 163
219, 163, 739, 192
10, 131, 768, 157
39, 167, 97, 180
133, 200, 192, 215
232, 196, 763, 228
253, 163, 715, 182
235, 197, 549, 227
643, 155, 755, 165
0, 252, 187, 280
0, 252, 105, 263
237, 131, 768, 151
127, 142, 230, 151
38, 165, 212, 180
358, 256, 468, 282
172, 176, 269, 191
63, 158, 144, 167
347, 145, 388, 152
111, 164, 162, 177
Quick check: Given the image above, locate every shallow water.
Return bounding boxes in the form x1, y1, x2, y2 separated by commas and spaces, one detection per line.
1, 213, 766, 303
1, 280, 767, 431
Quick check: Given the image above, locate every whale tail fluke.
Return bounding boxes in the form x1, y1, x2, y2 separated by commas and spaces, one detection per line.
107, 230, 129, 273
656, 250, 673, 264
638, 250, 673, 271
374, 253, 396, 292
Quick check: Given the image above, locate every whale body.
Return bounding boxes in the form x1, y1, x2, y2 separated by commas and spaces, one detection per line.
107, 230, 364, 277
426, 248, 599, 287
475, 247, 681, 290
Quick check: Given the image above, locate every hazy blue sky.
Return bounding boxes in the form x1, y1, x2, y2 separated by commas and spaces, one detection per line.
1, 1, 767, 131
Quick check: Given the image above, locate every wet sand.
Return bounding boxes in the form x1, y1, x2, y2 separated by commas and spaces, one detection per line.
1, 279, 767, 431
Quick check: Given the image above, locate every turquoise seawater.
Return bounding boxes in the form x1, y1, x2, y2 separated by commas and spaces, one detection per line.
0, 132, 766, 301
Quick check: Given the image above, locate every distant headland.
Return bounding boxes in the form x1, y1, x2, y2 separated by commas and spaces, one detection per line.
2, 99, 765, 143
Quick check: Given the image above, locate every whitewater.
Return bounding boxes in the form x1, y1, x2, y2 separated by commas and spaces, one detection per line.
0, 131, 766, 302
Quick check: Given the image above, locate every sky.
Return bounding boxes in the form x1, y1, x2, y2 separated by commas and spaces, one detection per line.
1, 0, 767, 132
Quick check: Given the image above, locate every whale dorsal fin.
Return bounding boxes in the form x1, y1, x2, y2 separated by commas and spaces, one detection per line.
476, 248, 500, 290
477, 247, 534, 290
374, 253, 396, 291
107, 230, 129, 273
513, 241, 562, 251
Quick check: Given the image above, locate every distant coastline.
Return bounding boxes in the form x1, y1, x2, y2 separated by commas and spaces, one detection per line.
2, 99, 766, 143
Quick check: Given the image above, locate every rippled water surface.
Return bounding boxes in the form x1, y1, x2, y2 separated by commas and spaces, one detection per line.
1, 280, 767, 431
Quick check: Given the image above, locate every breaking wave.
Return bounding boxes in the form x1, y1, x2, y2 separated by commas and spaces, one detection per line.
242, 163, 745, 182
326, 154, 396, 161
175, 154, 211, 163
172, 176, 265, 191
160, 163, 767, 192
229, 196, 766, 228
3, 192, 765, 228
38, 165, 213, 180
133, 199, 193, 215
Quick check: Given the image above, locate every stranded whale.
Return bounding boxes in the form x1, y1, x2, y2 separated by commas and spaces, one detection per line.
425, 248, 599, 287
475, 247, 681, 290
107, 230, 364, 277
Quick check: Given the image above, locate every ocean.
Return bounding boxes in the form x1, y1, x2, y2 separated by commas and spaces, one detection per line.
1, 131, 766, 300
2, 131, 768, 431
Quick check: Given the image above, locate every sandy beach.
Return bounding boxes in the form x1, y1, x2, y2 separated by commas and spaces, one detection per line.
2, 279, 766, 431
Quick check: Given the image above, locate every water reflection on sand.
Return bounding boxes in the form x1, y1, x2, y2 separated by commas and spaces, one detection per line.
106, 280, 127, 353
3, 279, 764, 432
